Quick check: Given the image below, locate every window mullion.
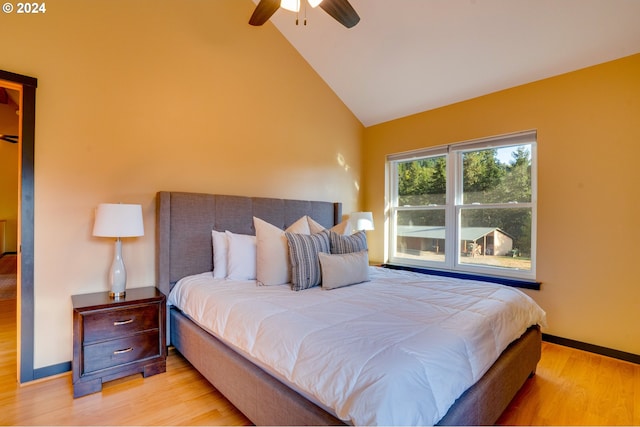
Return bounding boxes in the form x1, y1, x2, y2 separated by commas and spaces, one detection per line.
459, 202, 534, 209
444, 150, 458, 270
388, 161, 398, 260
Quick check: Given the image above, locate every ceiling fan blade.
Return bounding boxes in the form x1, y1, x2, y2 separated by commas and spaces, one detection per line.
0, 134, 18, 144
319, 0, 360, 28
249, 0, 281, 26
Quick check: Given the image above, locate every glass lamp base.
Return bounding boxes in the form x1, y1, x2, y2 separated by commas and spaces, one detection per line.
109, 290, 126, 299
109, 238, 127, 300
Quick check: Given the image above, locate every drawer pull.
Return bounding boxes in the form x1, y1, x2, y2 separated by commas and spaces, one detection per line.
113, 319, 134, 326
113, 347, 134, 355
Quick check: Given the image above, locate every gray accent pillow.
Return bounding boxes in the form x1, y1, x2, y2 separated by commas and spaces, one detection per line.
330, 230, 368, 254
319, 250, 370, 290
285, 230, 330, 291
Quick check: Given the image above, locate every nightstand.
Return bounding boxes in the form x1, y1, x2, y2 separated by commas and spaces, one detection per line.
72, 286, 166, 398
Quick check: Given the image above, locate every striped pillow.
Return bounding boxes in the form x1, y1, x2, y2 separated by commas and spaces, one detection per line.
330, 230, 368, 254
285, 230, 330, 291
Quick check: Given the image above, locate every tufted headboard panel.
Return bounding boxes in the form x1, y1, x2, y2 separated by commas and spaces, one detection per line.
155, 191, 342, 296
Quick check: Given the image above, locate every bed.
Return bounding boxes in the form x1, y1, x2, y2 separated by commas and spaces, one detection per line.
156, 191, 545, 426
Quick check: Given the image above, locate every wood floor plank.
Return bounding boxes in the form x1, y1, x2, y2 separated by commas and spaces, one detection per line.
497, 341, 640, 426
1, 297, 638, 425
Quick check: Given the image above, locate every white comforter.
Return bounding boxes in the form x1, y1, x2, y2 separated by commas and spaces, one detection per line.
168, 266, 546, 426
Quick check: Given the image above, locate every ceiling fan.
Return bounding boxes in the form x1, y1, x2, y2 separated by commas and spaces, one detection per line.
0, 134, 18, 144
249, 0, 360, 28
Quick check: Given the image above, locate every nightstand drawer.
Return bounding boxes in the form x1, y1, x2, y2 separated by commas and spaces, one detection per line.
82, 304, 159, 343
83, 330, 160, 374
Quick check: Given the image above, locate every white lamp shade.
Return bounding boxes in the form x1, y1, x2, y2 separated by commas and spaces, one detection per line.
350, 212, 374, 231
93, 203, 144, 238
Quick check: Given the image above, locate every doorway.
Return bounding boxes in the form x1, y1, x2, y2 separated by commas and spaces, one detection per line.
0, 69, 36, 384
0, 84, 20, 380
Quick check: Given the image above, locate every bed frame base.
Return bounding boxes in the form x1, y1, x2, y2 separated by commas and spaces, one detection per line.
171, 306, 541, 426
171, 307, 344, 425
436, 324, 541, 425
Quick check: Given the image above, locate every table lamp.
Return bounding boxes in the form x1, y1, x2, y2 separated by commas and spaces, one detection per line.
349, 212, 374, 232
93, 203, 144, 298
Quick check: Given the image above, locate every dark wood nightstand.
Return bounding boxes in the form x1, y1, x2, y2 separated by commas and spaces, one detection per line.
72, 286, 166, 398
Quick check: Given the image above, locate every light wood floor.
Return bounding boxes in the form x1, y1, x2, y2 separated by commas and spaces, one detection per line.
1, 297, 638, 426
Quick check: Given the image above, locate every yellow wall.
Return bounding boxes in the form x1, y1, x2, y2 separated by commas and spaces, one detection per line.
2, 0, 363, 369
363, 54, 640, 355
0, 99, 19, 253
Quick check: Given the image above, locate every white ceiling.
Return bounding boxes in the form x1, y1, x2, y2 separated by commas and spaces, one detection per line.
260, 0, 640, 126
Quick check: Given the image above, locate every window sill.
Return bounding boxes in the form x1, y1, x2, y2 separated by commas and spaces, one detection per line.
380, 264, 541, 290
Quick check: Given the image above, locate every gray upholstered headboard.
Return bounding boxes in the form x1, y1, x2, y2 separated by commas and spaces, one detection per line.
155, 191, 342, 296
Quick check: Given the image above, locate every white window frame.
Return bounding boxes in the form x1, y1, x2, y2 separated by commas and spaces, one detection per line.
387, 130, 537, 281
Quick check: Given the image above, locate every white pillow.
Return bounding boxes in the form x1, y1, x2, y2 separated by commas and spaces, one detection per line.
318, 250, 370, 290
211, 230, 228, 279
254, 216, 310, 286
225, 230, 257, 281
307, 216, 353, 235
330, 219, 353, 235
307, 216, 326, 234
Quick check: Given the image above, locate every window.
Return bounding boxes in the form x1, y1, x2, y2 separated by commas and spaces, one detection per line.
387, 131, 536, 280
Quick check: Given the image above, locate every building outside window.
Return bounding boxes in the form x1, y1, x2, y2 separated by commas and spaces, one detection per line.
387, 130, 537, 280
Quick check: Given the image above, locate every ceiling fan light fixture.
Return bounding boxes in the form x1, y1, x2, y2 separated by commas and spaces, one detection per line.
280, 0, 323, 12
280, 0, 300, 12
250, 0, 359, 28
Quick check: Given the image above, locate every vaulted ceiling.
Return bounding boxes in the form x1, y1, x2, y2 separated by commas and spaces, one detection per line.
256, 0, 640, 126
